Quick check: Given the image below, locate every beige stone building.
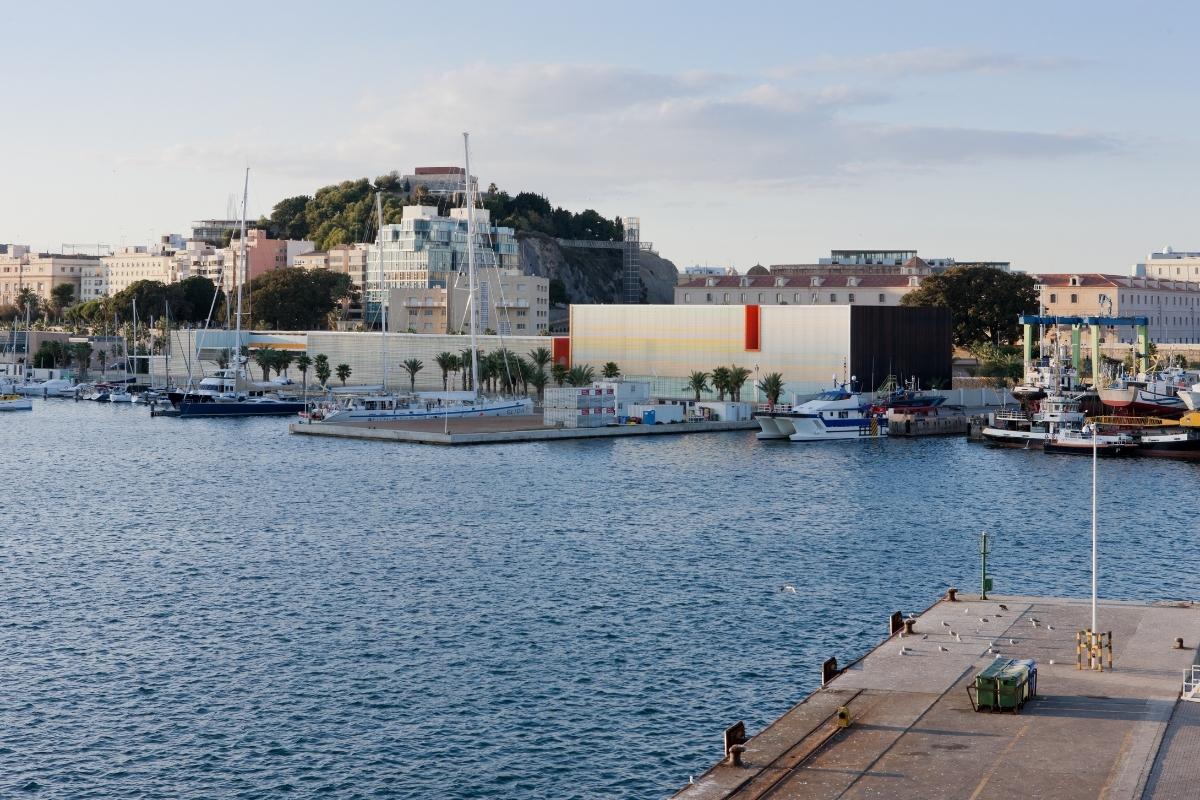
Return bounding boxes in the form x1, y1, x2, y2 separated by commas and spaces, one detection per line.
387, 270, 549, 334
1034, 273, 1200, 344
674, 274, 924, 307
0, 250, 95, 307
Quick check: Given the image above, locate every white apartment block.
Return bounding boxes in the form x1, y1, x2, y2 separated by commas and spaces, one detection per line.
387, 270, 549, 335
0, 250, 97, 307
1135, 246, 1200, 281
102, 246, 180, 296
364, 205, 519, 313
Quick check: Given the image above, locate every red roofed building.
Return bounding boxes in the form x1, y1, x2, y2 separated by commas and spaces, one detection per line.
674, 273, 925, 307
1032, 273, 1200, 344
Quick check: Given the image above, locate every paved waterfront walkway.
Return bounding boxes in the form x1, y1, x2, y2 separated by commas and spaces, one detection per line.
674, 596, 1200, 800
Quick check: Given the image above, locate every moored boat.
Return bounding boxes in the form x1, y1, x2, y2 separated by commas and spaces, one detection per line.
755, 385, 886, 442
980, 394, 1084, 448
0, 394, 33, 411
1043, 427, 1137, 456
1098, 364, 1193, 418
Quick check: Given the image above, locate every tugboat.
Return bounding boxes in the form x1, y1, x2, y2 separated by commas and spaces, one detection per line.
869, 375, 946, 414
1043, 424, 1137, 456
755, 380, 886, 442
981, 394, 1085, 448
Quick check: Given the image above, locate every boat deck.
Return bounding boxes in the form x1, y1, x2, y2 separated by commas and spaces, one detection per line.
673, 594, 1200, 800
290, 414, 757, 445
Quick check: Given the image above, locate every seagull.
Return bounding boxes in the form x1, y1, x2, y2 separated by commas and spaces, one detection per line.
941, 621, 950, 628
987, 648, 995, 654
1047, 625, 1054, 631
1032, 622, 1039, 628
1009, 639, 1016, 645
689, 776, 695, 786
955, 633, 962, 642
979, 617, 988, 623
921, 634, 928, 640
939, 646, 948, 652
1048, 660, 1056, 666
998, 604, 1009, 611
781, 585, 797, 593
1030, 617, 1040, 624
963, 608, 970, 614
899, 647, 908, 655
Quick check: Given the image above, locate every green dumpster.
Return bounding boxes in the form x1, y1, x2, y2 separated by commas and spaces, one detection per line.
969, 658, 1035, 712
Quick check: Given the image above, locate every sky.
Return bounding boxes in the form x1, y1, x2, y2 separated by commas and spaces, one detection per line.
3, 0, 1198, 273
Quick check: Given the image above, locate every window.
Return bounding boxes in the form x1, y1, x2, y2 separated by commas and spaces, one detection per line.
706, 293, 712, 302
740, 293, 746, 302
829, 293, 837, 302
723, 293, 729, 302
1049, 293, 1057, 303
878, 293, 885, 303
684, 293, 691, 302
848, 293, 855, 303
1070, 294, 1077, 304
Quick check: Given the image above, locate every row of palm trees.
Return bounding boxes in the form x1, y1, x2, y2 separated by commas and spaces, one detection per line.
686, 366, 786, 405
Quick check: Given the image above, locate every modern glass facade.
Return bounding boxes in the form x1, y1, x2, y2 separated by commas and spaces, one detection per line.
363, 206, 519, 319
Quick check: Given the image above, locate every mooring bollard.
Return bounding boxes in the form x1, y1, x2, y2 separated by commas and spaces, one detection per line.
903, 617, 917, 635
1174, 637, 1184, 650
727, 744, 746, 767
947, 586, 959, 602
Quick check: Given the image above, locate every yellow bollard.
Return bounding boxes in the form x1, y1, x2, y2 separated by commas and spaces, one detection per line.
837, 706, 852, 729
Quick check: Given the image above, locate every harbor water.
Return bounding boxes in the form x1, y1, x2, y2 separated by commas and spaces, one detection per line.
1, 401, 1196, 798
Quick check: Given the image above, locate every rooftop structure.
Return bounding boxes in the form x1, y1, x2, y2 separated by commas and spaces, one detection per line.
403, 166, 478, 198
675, 274, 923, 307
774, 251, 1009, 276
191, 219, 244, 245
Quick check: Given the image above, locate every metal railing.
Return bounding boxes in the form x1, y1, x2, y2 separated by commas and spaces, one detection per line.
1183, 664, 1200, 702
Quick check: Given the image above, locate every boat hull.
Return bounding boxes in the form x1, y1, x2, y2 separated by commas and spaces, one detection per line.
0, 397, 33, 411
318, 399, 532, 424
980, 427, 1046, 447
1042, 440, 1136, 456
177, 400, 307, 418
1099, 387, 1187, 418
1136, 431, 1200, 459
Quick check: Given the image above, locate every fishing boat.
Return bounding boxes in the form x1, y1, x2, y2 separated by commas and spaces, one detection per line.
0, 394, 32, 411
1043, 427, 1137, 457
1178, 381, 1200, 411
1135, 427, 1200, 459
1098, 364, 1193, 418
980, 394, 1085, 447
869, 375, 946, 414
755, 383, 886, 442
307, 134, 534, 425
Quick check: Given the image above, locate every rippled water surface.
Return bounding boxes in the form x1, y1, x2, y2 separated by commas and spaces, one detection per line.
2, 400, 1197, 798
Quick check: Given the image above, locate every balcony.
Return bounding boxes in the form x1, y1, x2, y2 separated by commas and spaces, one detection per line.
495, 298, 530, 308
402, 297, 446, 308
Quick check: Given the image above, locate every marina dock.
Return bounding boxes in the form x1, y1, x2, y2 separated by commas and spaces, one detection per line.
674, 593, 1200, 800
289, 414, 758, 445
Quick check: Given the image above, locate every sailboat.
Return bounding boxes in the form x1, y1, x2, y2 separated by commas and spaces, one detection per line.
312, 133, 533, 424
176, 169, 306, 418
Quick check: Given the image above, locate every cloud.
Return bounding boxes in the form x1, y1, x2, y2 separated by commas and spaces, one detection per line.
123, 60, 1116, 204
774, 47, 1085, 78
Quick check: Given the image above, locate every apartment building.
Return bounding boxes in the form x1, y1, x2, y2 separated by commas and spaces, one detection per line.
102, 246, 179, 296
364, 205, 519, 313
387, 270, 549, 335
1136, 246, 1200, 281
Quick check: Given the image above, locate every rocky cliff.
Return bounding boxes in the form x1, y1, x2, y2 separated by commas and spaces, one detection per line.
518, 233, 678, 305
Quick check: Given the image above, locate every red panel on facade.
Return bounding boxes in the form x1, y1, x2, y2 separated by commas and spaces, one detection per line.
744, 305, 761, 351
552, 336, 571, 366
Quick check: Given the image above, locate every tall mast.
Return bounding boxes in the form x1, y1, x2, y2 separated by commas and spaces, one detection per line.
236, 168, 248, 388
376, 191, 387, 391
464, 132, 480, 399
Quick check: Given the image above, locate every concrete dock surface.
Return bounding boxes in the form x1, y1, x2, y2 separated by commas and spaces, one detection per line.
675, 595, 1200, 800
290, 414, 757, 445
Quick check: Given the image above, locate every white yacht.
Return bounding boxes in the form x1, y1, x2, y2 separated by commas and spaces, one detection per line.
755, 386, 886, 442
315, 392, 532, 423
13, 377, 77, 397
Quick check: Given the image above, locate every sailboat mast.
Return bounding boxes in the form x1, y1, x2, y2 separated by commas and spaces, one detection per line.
236, 168, 248, 390
376, 191, 387, 391
132, 297, 137, 380
464, 132, 480, 398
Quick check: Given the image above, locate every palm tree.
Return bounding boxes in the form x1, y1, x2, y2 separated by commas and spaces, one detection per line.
528, 369, 548, 402
434, 351, 455, 391
15, 287, 38, 320
216, 348, 231, 370
314, 354, 331, 388
335, 363, 352, 386
295, 353, 313, 396
711, 366, 732, 401
528, 346, 552, 375
601, 361, 621, 379
459, 349, 474, 391
273, 351, 295, 379
727, 366, 753, 401
401, 358, 423, 393
566, 364, 595, 387
757, 372, 785, 406
252, 348, 274, 381
686, 370, 710, 400
516, 357, 536, 397
551, 363, 569, 387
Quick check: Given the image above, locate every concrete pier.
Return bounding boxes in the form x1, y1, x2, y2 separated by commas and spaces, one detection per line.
674, 594, 1200, 800
289, 414, 758, 445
